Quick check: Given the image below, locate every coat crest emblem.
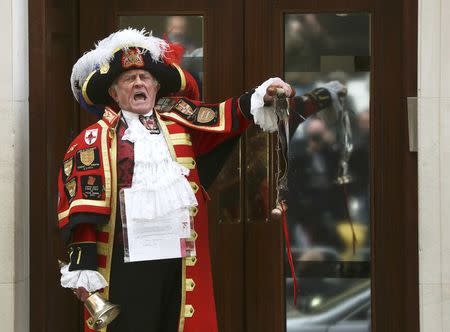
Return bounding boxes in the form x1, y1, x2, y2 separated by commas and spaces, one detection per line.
84, 129, 98, 145
175, 100, 195, 117
80, 148, 95, 166
103, 107, 119, 125
196, 107, 216, 123
63, 158, 73, 178
154, 98, 177, 113
121, 48, 144, 69
65, 178, 77, 199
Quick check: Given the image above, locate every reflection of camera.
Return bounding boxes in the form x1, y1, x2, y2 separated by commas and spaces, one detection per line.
308, 133, 323, 144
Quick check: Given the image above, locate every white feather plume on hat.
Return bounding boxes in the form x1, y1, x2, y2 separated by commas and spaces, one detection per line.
70, 28, 169, 101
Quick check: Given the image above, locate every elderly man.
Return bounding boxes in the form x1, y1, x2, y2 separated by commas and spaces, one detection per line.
57, 28, 344, 332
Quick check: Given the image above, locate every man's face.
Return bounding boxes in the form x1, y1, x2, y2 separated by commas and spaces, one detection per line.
108, 69, 159, 114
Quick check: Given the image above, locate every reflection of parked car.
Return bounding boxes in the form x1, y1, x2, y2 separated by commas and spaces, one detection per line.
286, 279, 370, 332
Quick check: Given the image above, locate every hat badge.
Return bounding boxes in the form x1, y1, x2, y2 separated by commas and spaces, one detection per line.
121, 48, 145, 69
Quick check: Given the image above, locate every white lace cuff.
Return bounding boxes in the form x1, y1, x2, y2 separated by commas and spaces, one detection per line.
250, 77, 279, 132
60, 264, 108, 293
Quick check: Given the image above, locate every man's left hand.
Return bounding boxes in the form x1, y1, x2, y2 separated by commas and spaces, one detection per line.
263, 78, 295, 104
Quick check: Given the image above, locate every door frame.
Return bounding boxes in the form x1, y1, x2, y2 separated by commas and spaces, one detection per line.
29, 0, 418, 331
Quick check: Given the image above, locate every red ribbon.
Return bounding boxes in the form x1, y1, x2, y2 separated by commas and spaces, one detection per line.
280, 204, 298, 305
342, 184, 357, 254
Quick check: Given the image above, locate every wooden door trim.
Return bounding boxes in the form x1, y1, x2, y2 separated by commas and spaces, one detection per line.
244, 1, 419, 331
29, 1, 81, 331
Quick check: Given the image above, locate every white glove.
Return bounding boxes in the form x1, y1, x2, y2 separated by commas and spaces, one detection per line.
250, 77, 286, 132
60, 264, 108, 293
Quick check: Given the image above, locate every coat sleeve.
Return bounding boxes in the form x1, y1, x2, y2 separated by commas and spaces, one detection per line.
189, 91, 254, 156
57, 121, 112, 271
189, 86, 333, 155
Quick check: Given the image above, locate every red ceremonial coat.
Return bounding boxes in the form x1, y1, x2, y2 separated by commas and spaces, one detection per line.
57, 96, 252, 332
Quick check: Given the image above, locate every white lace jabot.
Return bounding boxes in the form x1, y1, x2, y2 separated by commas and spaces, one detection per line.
121, 110, 198, 219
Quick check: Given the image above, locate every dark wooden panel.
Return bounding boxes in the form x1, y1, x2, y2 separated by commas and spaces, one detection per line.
402, 0, 419, 331
243, 1, 285, 331
30, 0, 80, 331
371, 0, 418, 331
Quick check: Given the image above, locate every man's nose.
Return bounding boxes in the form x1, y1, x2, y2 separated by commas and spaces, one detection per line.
133, 76, 144, 86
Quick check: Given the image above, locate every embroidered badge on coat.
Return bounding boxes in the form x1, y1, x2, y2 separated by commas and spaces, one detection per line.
76, 147, 100, 171
121, 48, 144, 69
84, 129, 98, 145
81, 175, 103, 200
63, 157, 74, 180
174, 100, 195, 117
196, 107, 217, 124
103, 107, 119, 125
64, 177, 77, 202
154, 98, 177, 113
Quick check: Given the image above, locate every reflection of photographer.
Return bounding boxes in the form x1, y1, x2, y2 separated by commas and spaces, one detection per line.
288, 117, 344, 251
306, 117, 336, 153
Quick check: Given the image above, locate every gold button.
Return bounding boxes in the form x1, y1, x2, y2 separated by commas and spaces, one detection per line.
186, 256, 197, 266
185, 305, 195, 317
190, 207, 199, 217
190, 230, 198, 241
186, 278, 196, 291
190, 182, 199, 193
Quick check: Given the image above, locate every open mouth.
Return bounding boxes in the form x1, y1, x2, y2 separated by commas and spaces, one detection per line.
133, 91, 147, 102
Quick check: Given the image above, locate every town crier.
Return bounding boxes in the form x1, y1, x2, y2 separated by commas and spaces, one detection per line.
57, 28, 345, 332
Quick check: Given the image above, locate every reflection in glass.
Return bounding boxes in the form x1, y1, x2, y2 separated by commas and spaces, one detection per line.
118, 16, 204, 99
245, 125, 269, 223
284, 13, 371, 331
213, 141, 242, 224
286, 278, 371, 331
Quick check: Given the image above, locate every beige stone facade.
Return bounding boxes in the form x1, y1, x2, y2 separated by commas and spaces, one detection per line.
0, 0, 29, 331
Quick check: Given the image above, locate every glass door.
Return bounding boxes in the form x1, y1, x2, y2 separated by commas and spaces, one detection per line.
243, 1, 418, 331
283, 13, 371, 332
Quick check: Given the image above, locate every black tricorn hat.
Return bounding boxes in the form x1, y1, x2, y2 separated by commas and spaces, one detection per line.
81, 47, 184, 105
71, 28, 187, 107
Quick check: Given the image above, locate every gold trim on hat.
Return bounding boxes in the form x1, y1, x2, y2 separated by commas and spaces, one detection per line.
81, 70, 97, 106
171, 63, 186, 92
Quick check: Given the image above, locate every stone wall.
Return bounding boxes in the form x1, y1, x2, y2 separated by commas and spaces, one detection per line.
418, 0, 450, 330
0, 0, 29, 330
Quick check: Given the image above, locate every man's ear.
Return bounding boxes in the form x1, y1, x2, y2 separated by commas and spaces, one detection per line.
108, 85, 118, 102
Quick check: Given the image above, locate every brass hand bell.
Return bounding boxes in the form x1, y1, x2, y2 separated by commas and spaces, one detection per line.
58, 260, 120, 330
